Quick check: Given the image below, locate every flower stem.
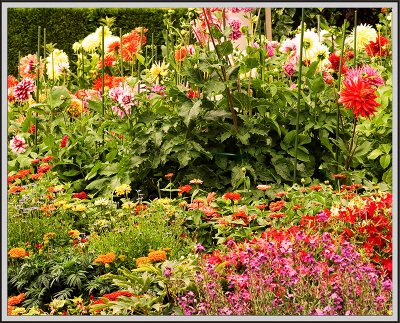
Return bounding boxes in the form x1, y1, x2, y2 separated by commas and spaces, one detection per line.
345, 117, 358, 170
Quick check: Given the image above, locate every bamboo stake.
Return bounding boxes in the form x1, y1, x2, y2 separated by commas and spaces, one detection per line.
293, 9, 305, 183
35, 26, 41, 152
120, 28, 123, 78
265, 8, 272, 41
353, 10, 357, 67
101, 26, 105, 116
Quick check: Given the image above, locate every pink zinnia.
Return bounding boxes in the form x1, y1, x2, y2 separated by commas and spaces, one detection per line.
338, 77, 380, 119
10, 135, 27, 154
13, 78, 35, 101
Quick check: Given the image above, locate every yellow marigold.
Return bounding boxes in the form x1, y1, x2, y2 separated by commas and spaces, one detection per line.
11, 307, 26, 315
94, 252, 116, 264
8, 293, 25, 306
66, 98, 84, 118
8, 248, 27, 259
148, 250, 167, 262
68, 229, 80, 239
115, 184, 131, 196
136, 256, 151, 267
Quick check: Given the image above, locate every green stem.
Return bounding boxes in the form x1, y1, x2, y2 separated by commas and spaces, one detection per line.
345, 117, 358, 170
335, 20, 347, 172
35, 26, 41, 152
293, 8, 305, 183
18, 51, 21, 81
353, 10, 357, 67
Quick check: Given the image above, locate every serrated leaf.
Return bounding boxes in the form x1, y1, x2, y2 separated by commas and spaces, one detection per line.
136, 53, 145, 64
274, 159, 292, 181
85, 178, 110, 191
203, 79, 225, 96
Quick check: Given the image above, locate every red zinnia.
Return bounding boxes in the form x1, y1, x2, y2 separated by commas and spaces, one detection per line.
178, 185, 192, 194
42, 156, 53, 162
223, 192, 241, 201
187, 89, 200, 99
338, 77, 380, 119
37, 164, 52, 174
72, 191, 88, 199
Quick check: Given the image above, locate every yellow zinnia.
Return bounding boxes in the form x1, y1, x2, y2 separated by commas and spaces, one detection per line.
115, 184, 131, 196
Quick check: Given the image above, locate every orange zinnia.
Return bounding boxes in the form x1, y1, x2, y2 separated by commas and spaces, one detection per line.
8, 248, 27, 258
148, 250, 167, 262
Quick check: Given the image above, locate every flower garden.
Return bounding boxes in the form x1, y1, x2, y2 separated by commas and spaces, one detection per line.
6, 7, 394, 317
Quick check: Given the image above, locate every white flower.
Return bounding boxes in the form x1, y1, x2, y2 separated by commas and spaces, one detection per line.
94, 198, 110, 206
72, 42, 82, 53
345, 24, 377, 49
95, 26, 112, 40
82, 33, 100, 52
239, 67, 258, 80
10, 135, 27, 154
104, 35, 120, 52
46, 49, 69, 80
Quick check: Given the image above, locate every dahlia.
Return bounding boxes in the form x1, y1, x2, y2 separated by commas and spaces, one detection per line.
283, 62, 296, 78
8, 75, 18, 88
46, 49, 69, 80
19, 54, 43, 79
323, 71, 334, 85
8, 293, 25, 306
98, 53, 116, 68
95, 26, 112, 42
13, 78, 35, 101
346, 24, 377, 50
102, 291, 133, 301
72, 191, 88, 199
256, 184, 271, 191
10, 135, 27, 154
37, 164, 52, 174
175, 47, 187, 62
66, 98, 84, 118
121, 29, 146, 62
365, 36, 390, 57
82, 33, 100, 52
345, 65, 384, 88
228, 18, 242, 41
104, 35, 120, 53
338, 77, 380, 119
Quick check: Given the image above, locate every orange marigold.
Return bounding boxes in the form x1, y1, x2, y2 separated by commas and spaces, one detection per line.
136, 256, 151, 267
8, 293, 25, 306
94, 252, 116, 264
8, 247, 27, 258
148, 250, 167, 262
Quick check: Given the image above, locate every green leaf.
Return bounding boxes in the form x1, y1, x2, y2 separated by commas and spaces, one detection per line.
379, 154, 391, 169
368, 149, 383, 160
283, 130, 297, 146
85, 178, 110, 191
63, 168, 81, 177
203, 110, 231, 120
380, 143, 391, 155
305, 61, 319, 78
273, 159, 292, 181
288, 146, 310, 162
352, 141, 372, 158
203, 79, 225, 96
178, 101, 202, 127
51, 86, 71, 108
215, 41, 233, 56
99, 164, 119, 176
85, 162, 103, 181
135, 53, 145, 64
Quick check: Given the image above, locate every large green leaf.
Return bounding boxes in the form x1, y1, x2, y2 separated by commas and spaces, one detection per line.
215, 41, 233, 56
178, 101, 202, 127
380, 154, 391, 169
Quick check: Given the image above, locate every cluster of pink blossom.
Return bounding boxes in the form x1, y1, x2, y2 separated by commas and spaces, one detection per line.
109, 83, 137, 118
178, 229, 392, 315
10, 135, 28, 154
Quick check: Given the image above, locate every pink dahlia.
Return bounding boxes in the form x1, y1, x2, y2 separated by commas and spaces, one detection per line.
13, 78, 35, 101
345, 65, 384, 88
228, 18, 242, 41
10, 135, 27, 154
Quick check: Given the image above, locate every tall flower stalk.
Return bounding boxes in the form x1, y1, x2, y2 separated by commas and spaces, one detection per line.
35, 26, 41, 152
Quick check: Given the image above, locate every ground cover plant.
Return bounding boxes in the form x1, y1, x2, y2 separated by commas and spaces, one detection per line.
6, 6, 393, 317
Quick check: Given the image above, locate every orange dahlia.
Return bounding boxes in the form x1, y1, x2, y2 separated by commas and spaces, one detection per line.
19, 54, 43, 79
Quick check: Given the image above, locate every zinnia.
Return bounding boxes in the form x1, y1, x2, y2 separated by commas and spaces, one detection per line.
10, 135, 27, 154
13, 78, 35, 101
338, 77, 380, 119
60, 135, 69, 148
178, 185, 192, 194
223, 192, 241, 201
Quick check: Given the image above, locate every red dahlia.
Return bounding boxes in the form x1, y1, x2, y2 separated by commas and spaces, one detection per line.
365, 36, 390, 57
338, 77, 380, 119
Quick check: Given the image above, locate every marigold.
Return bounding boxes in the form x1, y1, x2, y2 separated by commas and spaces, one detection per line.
94, 252, 116, 264
8, 247, 27, 258
148, 250, 167, 262
8, 293, 25, 306
29, 173, 43, 180
136, 256, 152, 267
68, 229, 80, 239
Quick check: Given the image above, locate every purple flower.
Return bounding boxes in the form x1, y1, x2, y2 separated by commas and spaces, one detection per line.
317, 210, 329, 222
195, 243, 205, 253
163, 266, 172, 278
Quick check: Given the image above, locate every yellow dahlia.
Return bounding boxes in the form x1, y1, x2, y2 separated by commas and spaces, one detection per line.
46, 49, 69, 80
66, 98, 84, 118
82, 33, 100, 52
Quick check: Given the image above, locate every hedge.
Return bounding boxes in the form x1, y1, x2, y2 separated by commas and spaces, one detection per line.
7, 8, 188, 76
